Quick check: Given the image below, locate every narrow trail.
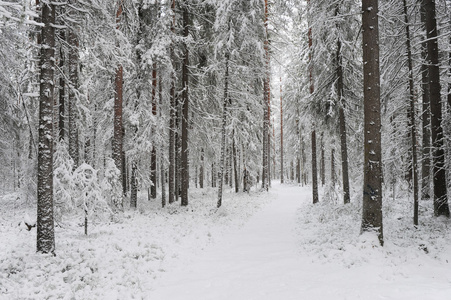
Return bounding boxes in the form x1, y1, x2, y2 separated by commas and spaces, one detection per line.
146, 183, 451, 300
148, 183, 313, 300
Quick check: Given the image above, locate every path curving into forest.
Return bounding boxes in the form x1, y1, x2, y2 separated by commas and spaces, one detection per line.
148, 182, 313, 300
147, 182, 451, 300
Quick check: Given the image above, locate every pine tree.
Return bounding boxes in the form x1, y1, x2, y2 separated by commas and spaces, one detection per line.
37, 0, 56, 254
361, 0, 383, 245
422, 0, 450, 217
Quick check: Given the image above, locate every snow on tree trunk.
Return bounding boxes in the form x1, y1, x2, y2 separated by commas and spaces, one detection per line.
311, 129, 319, 204
37, 1, 55, 254
218, 55, 230, 208
113, 1, 124, 208
308, 0, 318, 204
420, 2, 431, 201
180, 0, 189, 207
58, 25, 65, 142
233, 131, 239, 193
336, 37, 350, 204
169, 21, 176, 204
68, 18, 79, 169
280, 78, 284, 184
320, 133, 325, 186
151, 65, 157, 199
361, 0, 384, 245
423, 0, 450, 217
200, 148, 204, 188
403, 0, 419, 225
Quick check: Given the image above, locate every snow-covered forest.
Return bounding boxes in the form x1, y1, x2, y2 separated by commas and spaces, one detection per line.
1, 0, 451, 298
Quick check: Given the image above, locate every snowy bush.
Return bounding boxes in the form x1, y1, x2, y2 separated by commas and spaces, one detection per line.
101, 158, 123, 213
53, 142, 75, 222
72, 163, 110, 234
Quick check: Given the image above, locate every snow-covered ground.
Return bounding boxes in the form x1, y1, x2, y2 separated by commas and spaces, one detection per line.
1, 183, 451, 299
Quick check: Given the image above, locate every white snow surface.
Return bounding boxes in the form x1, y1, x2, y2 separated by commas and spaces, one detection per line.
1, 183, 451, 299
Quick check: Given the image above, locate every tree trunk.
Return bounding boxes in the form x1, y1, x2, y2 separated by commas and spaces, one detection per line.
262, 0, 270, 191
130, 162, 137, 209
151, 65, 157, 199
180, 0, 189, 206
312, 130, 319, 204
218, 55, 229, 208
37, 1, 55, 254
331, 148, 335, 185
336, 37, 351, 204
168, 0, 176, 204
68, 21, 79, 169
113, 1, 124, 206
320, 133, 325, 186
420, 3, 431, 200
361, 0, 384, 245
280, 77, 284, 183
233, 131, 239, 193
423, 0, 450, 217
200, 148, 204, 188
308, 0, 317, 203
58, 27, 65, 142
403, 0, 419, 225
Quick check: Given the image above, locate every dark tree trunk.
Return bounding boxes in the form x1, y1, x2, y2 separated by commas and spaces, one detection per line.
403, 0, 419, 225
262, 0, 270, 191
331, 148, 335, 185
130, 162, 137, 209
199, 148, 204, 188
420, 4, 431, 200
180, 0, 189, 206
337, 38, 351, 204
151, 146, 157, 198
233, 131, 239, 193
168, 0, 176, 204
218, 55, 229, 208
37, 1, 55, 254
280, 77, 284, 183
212, 162, 216, 188
58, 27, 65, 142
361, 0, 384, 245
68, 23, 79, 169
113, 1, 124, 207
151, 65, 157, 199
308, 0, 317, 203
312, 130, 319, 204
320, 134, 325, 186
423, 0, 450, 217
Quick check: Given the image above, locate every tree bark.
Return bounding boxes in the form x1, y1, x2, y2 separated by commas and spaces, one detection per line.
113, 1, 124, 207
262, 0, 270, 191
37, 1, 55, 254
403, 0, 419, 225
312, 130, 319, 204
218, 55, 229, 208
361, 0, 384, 245
151, 65, 157, 199
420, 3, 431, 201
58, 26, 65, 142
320, 133, 325, 186
180, 0, 189, 206
280, 77, 284, 183
233, 131, 239, 193
336, 37, 351, 204
423, 0, 450, 217
68, 18, 79, 169
199, 148, 204, 188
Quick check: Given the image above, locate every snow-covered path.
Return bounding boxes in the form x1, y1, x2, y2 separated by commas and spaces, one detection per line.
147, 183, 451, 300
149, 183, 312, 300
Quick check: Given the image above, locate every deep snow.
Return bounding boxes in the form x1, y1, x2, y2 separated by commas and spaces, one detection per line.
1, 183, 451, 299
